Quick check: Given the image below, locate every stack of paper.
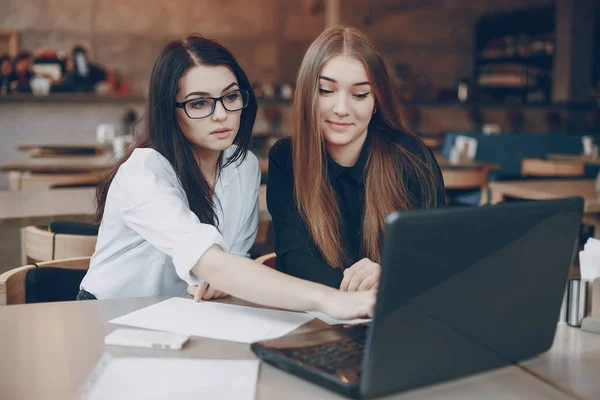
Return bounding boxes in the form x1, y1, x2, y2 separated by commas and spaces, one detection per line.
109, 297, 313, 343
77, 354, 259, 400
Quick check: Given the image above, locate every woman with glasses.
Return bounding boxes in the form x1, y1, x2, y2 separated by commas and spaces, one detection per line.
267, 27, 447, 291
78, 34, 374, 320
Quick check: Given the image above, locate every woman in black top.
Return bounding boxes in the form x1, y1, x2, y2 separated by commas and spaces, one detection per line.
267, 27, 447, 290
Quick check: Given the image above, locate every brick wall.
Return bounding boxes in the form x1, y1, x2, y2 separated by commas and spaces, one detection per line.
341, 0, 553, 90
2, 0, 554, 95
1, 0, 324, 94
3, 0, 589, 139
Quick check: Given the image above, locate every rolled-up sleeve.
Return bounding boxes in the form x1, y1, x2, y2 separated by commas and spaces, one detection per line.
115, 155, 224, 285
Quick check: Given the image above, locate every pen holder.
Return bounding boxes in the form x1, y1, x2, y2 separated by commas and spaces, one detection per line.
564, 279, 588, 327
581, 278, 600, 334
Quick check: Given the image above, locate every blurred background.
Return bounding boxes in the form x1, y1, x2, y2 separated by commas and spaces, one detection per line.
1, 1, 599, 184
1, 0, 600, 267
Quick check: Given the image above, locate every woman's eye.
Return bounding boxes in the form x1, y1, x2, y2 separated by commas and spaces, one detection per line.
190, 99, 210, 109
354, 92, 370, 99
224, 93, 240, 102
319, 88, 333, 94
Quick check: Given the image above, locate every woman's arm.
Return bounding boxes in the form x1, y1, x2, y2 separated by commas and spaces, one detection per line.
192, 245, 375, 320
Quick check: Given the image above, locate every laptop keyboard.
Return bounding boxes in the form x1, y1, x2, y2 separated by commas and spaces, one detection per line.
283, 336, 365, 375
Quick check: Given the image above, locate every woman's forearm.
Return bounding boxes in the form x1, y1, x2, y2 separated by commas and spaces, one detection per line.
191, 245, 333, 312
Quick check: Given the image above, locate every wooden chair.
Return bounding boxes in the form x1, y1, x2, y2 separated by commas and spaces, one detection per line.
255, 184, 270, 243
22, 225, 97, 263
442, 167, 490, 205
521, 158, 584, 177
8, 171, 22, 191
421, 137, 442, 149
255, 253, 276, 269
251, 184, 275, 257
255, 222, 269, 243
0, 256, 90, 305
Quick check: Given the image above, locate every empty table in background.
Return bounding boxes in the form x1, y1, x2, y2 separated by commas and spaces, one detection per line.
0, 154, 114, 174
489, 179, 600, 237
17, 142, 107, 157
0, 188, 96, 228
547, 154, 600, 166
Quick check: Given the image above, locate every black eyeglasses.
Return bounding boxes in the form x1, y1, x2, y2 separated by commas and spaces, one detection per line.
175, 89, 250, 119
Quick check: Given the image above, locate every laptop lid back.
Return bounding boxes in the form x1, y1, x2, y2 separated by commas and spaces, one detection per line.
360, 198, 583, 398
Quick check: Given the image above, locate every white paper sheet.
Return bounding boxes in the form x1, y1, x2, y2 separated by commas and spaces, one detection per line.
109, 297, 313, 343
307, 311, 371, 326
77, 355, 259, 400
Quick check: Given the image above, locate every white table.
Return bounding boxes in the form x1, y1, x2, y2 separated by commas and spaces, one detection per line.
521, 325, 600, 399
0, 297, 595, 400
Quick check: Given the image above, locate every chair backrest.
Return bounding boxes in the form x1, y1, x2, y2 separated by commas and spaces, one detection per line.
23, 225, 97, 263
255, 253, 276, 269
421, 137, 442, 149
251, 184, 275, 256
0, 257, 90, 305
259, 184, 267, 215
521, 158, 585, 177
8, 171, 22, 191
442, 168, 489, 190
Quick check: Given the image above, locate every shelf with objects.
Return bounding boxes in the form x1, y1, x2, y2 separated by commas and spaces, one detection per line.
0, 93, 146, 103
472, 6, 555, 105
0, 45, 138, 101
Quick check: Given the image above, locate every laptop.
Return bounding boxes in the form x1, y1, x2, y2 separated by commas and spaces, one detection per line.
251, 198, 584, 399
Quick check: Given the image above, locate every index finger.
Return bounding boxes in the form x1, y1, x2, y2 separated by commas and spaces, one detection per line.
194, 282, 209, 302
187, 285, 197, 297
340, 271, 352, 291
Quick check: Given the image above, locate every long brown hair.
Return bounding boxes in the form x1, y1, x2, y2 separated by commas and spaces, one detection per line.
292, 26, 444, 268
95, 34, 257, 225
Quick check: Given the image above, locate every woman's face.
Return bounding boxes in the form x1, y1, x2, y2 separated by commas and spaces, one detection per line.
318, 56, 375, 155
176, 64, 242, 156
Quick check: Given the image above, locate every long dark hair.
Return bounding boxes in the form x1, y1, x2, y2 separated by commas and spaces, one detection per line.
293, 27, 444, 268
95, 34, 257, 226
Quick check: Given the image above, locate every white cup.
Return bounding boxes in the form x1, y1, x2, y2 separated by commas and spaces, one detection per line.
449, 146, 462, 165
583, 136, 594, 156
113, 135, 133, 158
30, 77, 51, 96
482, 124, 501, 135
96, 124, 116, 144
280, 84, 293, 99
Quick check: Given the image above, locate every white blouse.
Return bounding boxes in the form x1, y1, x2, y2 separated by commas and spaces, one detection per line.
80, 146, 260, 299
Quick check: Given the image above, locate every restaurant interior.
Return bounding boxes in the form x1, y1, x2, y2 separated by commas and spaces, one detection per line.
1, 0, 600, 399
